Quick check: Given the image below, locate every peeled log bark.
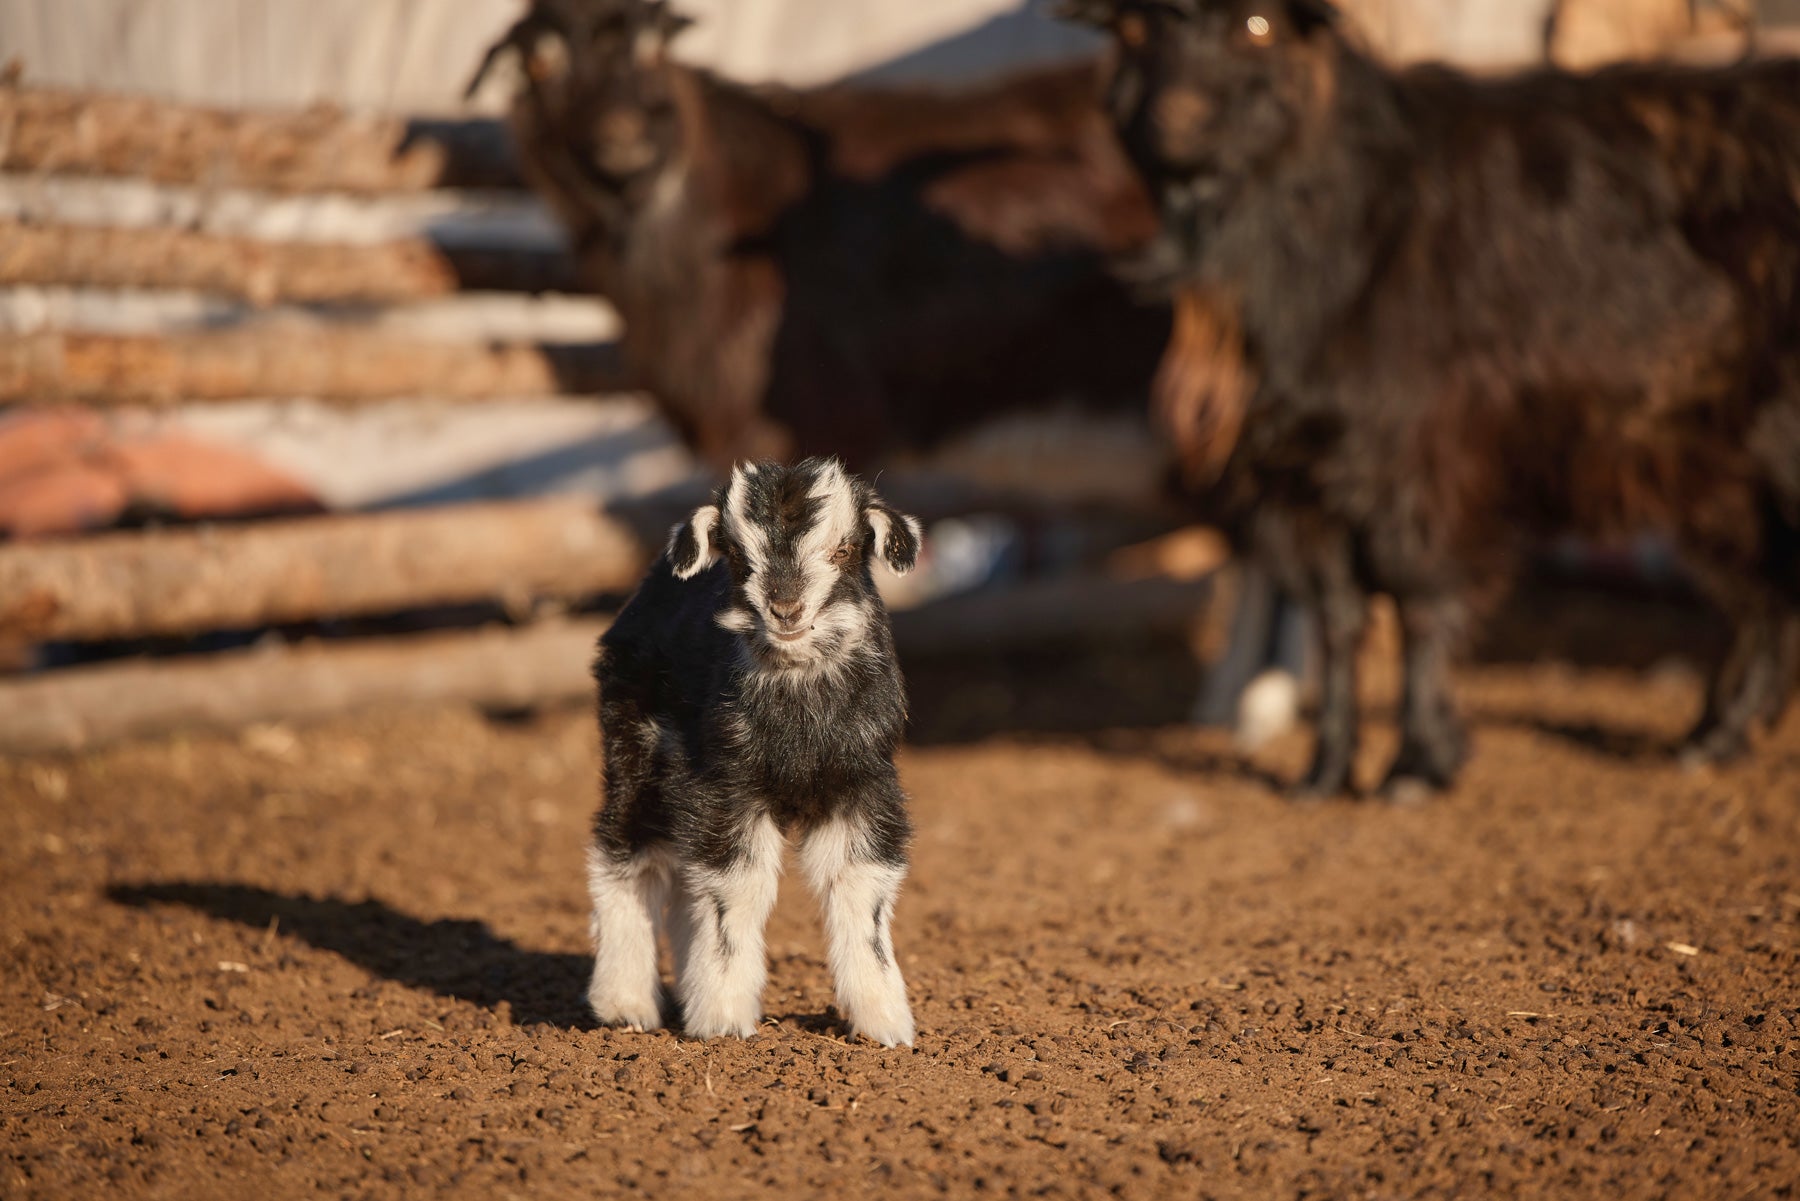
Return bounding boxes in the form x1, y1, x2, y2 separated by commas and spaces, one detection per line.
0, 498, 651, 641
0, 330, 620, 405
0, 617, 609, 754
0, 221, 581, 304
0, 86, 524, 193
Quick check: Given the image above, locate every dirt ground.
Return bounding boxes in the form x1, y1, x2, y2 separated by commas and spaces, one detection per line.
4, 607, 1799, 1199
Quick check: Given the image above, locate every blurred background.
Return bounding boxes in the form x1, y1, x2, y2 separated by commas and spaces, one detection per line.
0, 0, 1791, 755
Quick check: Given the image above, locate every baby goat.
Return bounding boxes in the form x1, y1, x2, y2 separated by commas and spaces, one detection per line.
587, 458, 923, 1045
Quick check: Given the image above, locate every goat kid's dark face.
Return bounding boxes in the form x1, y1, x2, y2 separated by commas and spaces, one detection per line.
669, 461, 921, 667
510, 0, 690, 182
1078, 0, 1339, 188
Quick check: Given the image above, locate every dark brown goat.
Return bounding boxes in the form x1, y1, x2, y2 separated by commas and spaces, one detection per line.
1073, 0, 1800, 795
473, 0, 1172, 474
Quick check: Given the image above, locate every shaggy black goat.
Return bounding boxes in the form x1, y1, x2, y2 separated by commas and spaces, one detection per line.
588, 457, 923, 1044
472, 0, 1170, 472
1072, 0, 1800, 795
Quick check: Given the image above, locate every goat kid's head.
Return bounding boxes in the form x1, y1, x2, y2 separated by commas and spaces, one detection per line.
471, 0, 692, 185
1065, 0, 1344, 206
668, 459, 922, 669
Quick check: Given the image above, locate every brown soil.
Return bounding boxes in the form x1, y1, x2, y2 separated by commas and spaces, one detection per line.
4, 632, 1798, 1199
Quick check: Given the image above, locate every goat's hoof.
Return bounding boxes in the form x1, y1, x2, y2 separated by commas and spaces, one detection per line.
1677, 729, 1749, 771
1378, 758, 1458, 803
589, 998, 666, 1033
849, 1009, 916, 1048
680, 1008, 761, 1040
1288, 764, 1351, 801
1380, 775, 1438, 807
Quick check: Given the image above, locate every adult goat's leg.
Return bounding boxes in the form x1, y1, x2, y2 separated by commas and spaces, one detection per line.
1382, 592, 1470, 795
1683, 590, 1784, 766
1294, 534, 1366, 797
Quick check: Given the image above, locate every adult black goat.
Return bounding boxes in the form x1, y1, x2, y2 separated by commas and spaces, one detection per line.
473, 0, 1171, 473
1072, 0, 1800, 795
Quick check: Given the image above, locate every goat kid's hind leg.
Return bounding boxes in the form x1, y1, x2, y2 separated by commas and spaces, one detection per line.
586, 846, 670, 1030
1382, 593, 1469, 799
675, 815, 783, 1040
800, 808, 915, 1047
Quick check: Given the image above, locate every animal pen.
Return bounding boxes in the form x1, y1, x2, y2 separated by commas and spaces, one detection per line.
0, 76, 1233, 755
5, 6, 1800, 1201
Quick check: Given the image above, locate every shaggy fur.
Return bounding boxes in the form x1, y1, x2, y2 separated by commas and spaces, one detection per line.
1072, 0, 1800, 794
589, 458, 921, 1044
473, 0, 1170, 469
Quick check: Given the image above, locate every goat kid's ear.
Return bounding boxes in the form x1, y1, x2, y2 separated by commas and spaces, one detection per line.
864, 503, 923, 576
668, 504, 720, 580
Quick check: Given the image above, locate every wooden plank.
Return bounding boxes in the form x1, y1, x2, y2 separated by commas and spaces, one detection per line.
0, 85, 524, 193
0, 616, 609, 754
0, 220, 582, 302
0, 571, 1215, 752
892, 572, 1213, 656
0, 329, 621, 405
0, 497, 651, 641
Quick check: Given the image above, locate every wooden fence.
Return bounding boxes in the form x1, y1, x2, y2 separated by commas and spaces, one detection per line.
0, 82, 1217, 753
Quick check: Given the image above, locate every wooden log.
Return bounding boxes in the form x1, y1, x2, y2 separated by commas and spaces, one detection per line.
0, 86, 524, 193
0, 617, 610, 754
0, 498, 651, 642
0, 570, 1215, 752
0, 220, 582, 303
0, 330, 620, 405
891, 573, 1213, 656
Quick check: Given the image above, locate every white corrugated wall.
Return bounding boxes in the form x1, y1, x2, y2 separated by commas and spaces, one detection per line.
0, 0, 1564, 116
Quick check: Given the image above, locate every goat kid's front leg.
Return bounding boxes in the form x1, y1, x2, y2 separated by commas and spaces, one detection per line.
800, 810, 915, 1047
675, 815, 784, 1039
585, 846, 670, 1031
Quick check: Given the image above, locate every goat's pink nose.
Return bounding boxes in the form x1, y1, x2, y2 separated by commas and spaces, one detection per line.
769, 600, 805, 628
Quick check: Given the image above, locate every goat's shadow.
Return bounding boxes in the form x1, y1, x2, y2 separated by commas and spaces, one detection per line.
107, 882, 594, 1029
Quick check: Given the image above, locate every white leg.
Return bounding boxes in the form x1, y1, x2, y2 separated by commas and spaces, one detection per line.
675, 816, 784, 1039
585, 846, 668, 1030
800, 817, 915, 1047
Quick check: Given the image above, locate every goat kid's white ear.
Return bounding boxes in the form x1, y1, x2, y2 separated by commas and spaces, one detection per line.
864, 503, 923, 576
668, 505, 720, 580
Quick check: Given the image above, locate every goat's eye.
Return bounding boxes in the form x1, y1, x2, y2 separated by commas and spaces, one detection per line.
1118, 12, 1148, 48
830, 542, 853, 565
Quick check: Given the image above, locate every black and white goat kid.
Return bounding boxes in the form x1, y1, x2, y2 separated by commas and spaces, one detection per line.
587, 458, 923, 1045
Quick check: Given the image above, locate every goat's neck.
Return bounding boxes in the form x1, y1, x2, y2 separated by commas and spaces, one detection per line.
730, 632, 885, 699
1206, 42, 1413, 374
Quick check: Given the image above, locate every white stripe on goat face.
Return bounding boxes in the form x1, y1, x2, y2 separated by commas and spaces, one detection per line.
724, 462, 771, 578
795, 461, 859, 620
